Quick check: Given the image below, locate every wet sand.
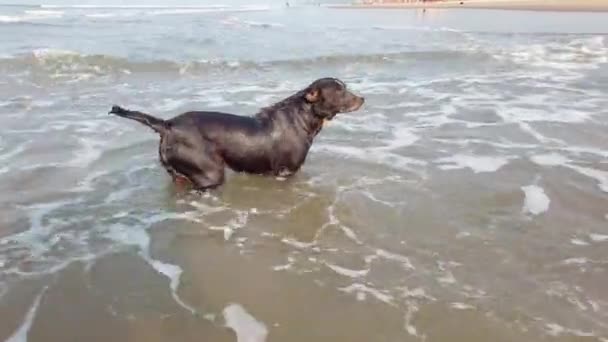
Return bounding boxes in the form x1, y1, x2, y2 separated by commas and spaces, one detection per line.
0, 227, 551, 342
331, 0, 608, 12
2, 163, 607, 342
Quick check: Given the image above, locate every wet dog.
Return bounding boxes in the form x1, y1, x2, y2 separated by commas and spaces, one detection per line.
109, 78, 364, 190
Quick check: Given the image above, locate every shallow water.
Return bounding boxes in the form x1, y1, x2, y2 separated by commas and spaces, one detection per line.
1, 3, 607, 342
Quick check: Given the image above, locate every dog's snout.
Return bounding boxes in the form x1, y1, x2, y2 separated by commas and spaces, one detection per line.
356, 96, 365, 109
341, 94, 365, 113
355, 95, 365, 107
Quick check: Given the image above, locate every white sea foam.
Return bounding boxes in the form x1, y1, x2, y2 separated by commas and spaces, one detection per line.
149, 260, 196, 314
401, 287, 436, 301
529, 154, 608, 192
378, 126, 419, 150
570, 239, 589, 246
325, 262, 369, 278
313, 144, 426, 173
0, 10, 63, 23
68, 137, 105, 167
507, 36, 607, 72
24, 10, 64, 17
3, 199, 82, 260
203, 95, 234, 108
438, 271, 457, 285
106, 223, 150, 251
530, 153, 569, 167
545, 322, 597, 338
567, 165, 608, 193
338, 225, 362, 244
149, 8, 227, 15
0, 144, 26, 164
38, 4, 272, 11
501, 102, 592, 124
360, 190, 401, 208
281, 238, 316, 249
208, 211, 248, 241
40, 4, 217, 8
5, 287, 48, 342
272, 256, 295, 271
106, 223, 195, 314
339, 283, 394, 304
371, 25, 462, 33
521, 184, 550, 215
0, 15, 22, 23
562, 258, 588, 265
374, 249, 415, 270
404, 302, 421, 337
546, 323, 566, 336
155, 98, 189, 112
589, 234, 608, 242
31, 48, 81, 61
450, 302, 475, 310
85, 13, 120, 18
243, 20, 283, 28
0, 199, 203, 308
436, 154, 511, 173
223, 303, 268, 342
148, 4, 273, 16
332, 112, 390, 133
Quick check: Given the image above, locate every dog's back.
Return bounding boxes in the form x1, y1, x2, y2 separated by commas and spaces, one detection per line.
169, 110, 309, 174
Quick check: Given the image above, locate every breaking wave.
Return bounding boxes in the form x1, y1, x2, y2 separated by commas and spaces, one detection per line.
0, 48, 490, 80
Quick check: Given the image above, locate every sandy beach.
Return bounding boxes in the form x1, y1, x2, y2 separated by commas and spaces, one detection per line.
330, 0, 608, 12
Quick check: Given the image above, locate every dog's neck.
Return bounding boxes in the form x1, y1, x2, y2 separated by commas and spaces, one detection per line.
257, 91, 328, 139
300, 103, 326, 137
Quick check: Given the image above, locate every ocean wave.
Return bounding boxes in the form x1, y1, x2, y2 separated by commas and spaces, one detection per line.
0, 9, 63, 23
0, 48, 487, 81
221, 16, 284, 28
38, 4, 231, 9
37, 3, 274, 13
147, 5, 273, 16
372, 25, 463, 33
84, 12, 138, 19
2, 34, 602, 81
1, 4, 276, 23
499, 36, 607, 70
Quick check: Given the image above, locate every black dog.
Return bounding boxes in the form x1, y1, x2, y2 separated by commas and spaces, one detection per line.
109, 78, 364, 190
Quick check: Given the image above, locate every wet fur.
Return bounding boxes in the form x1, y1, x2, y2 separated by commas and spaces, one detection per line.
109, 78, 364, 190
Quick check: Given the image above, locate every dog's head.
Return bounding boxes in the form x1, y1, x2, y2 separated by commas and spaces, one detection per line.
304, 78, 364, 120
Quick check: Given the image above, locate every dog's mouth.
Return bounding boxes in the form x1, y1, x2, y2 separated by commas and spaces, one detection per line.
341, 96, 365, 113
324, 113, 338, 121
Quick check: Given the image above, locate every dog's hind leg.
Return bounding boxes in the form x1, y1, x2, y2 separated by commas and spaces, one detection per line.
173, 174, 192, 189
168, 137, 225, 191
188, 170, 224, 191
169, 156, 224, 191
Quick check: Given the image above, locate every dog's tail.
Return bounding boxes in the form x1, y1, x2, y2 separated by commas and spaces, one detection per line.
108, 105, 168, 135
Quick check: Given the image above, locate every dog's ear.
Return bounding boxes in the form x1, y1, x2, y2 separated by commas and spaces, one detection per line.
305, 88, 320, 103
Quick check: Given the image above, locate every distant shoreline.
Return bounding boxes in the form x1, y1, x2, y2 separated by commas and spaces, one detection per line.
328, 0, 608, 12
